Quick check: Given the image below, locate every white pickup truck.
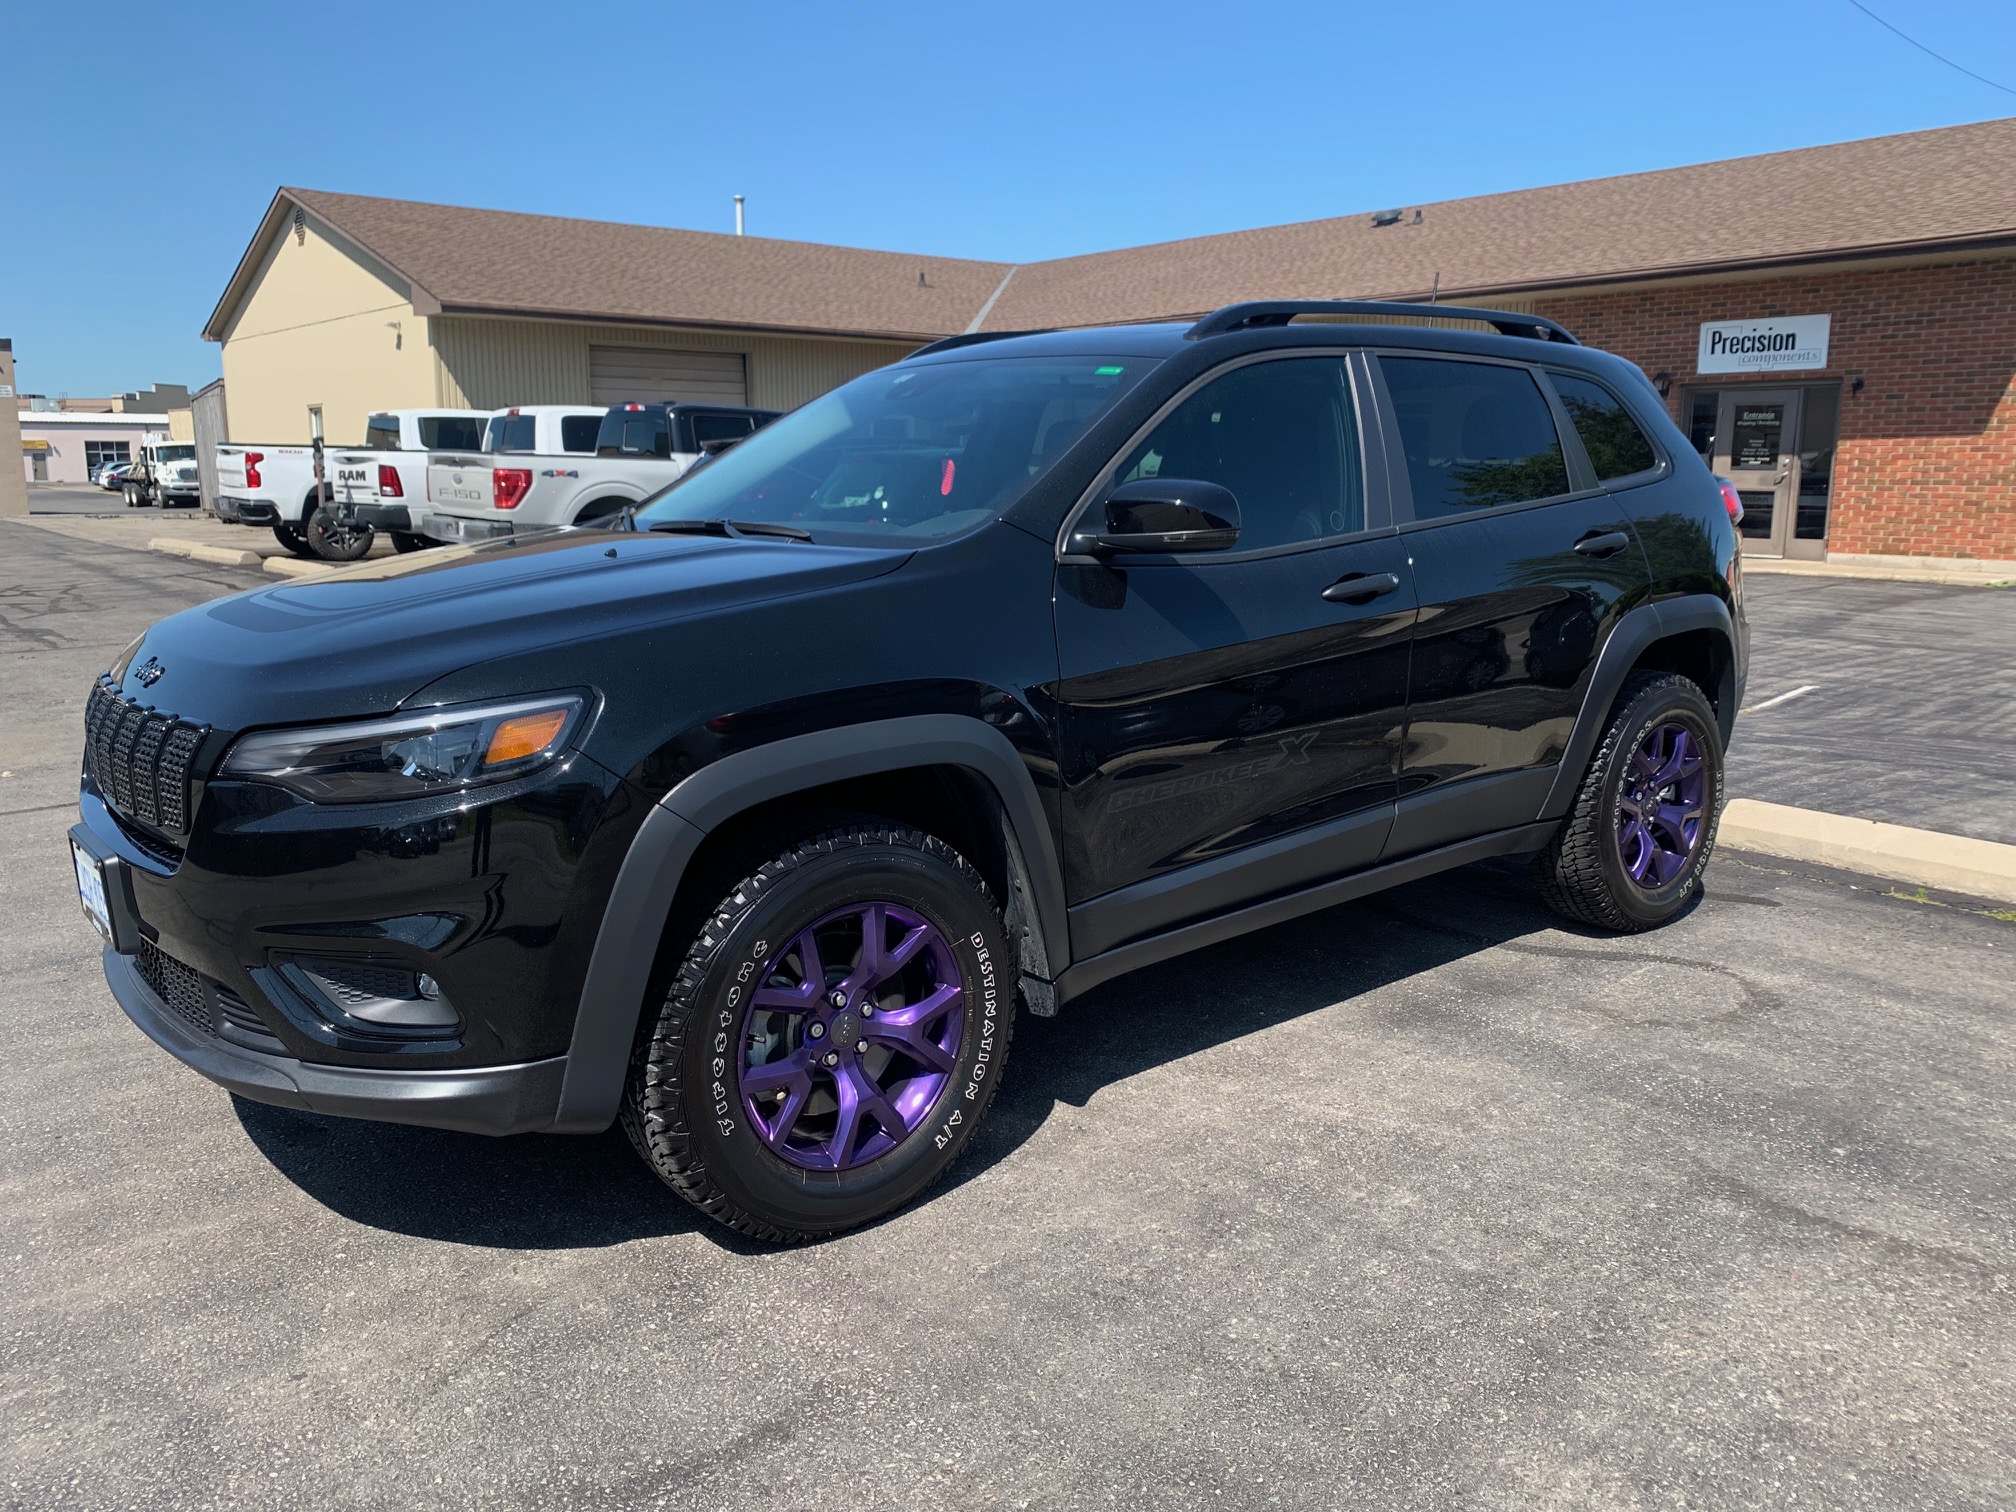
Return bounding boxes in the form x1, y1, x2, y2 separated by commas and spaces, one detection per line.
215, 409, 489, 559
420, 402, 779, 544
351, 405, 603, 547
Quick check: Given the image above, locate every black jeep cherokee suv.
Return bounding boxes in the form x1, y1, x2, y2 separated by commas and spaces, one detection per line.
71, 300, 1746, 1241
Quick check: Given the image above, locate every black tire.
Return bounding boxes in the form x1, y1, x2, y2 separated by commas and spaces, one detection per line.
623, 822, 1016, 1243
271, 520, 315, 558
1534, 670, 1724, 932
124, 482, 146, 508
305, 500, 375, 562
390, 530, 433, 554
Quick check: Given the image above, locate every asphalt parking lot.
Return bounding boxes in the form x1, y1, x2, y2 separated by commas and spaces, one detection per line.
4, 520, 2013, 1511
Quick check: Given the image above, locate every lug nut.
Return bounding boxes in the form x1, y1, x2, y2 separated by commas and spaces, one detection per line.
830, 990, 847, 1008
856, 1040, 869, 1054
824, 1052, 839, 1067
808, 1022, 825, 1039
860, 1004, 874, 1018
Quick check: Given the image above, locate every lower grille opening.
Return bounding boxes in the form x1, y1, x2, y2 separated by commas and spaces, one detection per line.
136, 940, 212, 1035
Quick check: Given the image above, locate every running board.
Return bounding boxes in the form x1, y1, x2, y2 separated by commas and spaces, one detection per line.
1052, 822, 1558, 1005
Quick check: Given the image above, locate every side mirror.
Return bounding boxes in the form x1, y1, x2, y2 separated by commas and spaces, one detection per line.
1069, 479, 1242, 555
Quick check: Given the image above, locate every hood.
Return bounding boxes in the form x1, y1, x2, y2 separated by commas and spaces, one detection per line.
114, 529, 910, 731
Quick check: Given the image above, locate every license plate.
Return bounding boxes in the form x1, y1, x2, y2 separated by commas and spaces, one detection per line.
72, 840, 112, 943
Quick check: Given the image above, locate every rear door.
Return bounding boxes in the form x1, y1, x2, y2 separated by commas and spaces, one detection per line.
1052, 353, 1417, 959
1373, 352, 1651, 856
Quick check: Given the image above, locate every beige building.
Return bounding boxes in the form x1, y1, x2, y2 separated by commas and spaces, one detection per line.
202, 192, 1006, 445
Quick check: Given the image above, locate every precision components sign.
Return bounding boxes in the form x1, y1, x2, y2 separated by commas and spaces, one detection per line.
1697, 314, 1831, 374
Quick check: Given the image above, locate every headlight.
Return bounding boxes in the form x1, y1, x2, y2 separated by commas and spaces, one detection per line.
219, 694, 587, 803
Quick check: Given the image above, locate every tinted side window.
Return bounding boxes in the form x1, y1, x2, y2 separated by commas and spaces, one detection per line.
1382, 357, 1569, 519
690, 413, 756, 446
560, 415, 601, 454
598, 412, 670, 458
1112, 358, 1362, 551
1551, 373, 1658, 481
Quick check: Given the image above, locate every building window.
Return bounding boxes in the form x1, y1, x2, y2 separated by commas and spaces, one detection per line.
84, 440, 131, 475
1795, 385, 1840, 542
1686, 392, 1719, 460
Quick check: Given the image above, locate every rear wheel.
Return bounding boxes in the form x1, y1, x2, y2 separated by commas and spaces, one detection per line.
124, 482, 147, 508
390, 531, 433, 554
1533, 671, 1724, 932
622, 822, 1015, 1242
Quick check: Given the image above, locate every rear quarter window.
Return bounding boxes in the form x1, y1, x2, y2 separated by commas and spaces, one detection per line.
1550, 372, 1660, 482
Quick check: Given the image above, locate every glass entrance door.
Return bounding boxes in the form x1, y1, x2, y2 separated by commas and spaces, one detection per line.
1712, 389, 1804, 559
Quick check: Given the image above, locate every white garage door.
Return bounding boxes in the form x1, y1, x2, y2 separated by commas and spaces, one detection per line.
588, 346, 748, 407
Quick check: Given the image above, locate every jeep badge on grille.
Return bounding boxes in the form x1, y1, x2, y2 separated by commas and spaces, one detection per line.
134, 657, 166, 688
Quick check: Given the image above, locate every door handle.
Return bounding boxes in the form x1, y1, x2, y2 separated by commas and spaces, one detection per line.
1573, 531, 1631, 558
1321, 570, 1402, 604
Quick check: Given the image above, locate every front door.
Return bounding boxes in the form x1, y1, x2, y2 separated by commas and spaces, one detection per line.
1053, 354, 1416, 960
1713, 388, 1809, 559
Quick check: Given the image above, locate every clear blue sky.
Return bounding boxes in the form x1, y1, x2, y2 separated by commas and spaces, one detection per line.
4, 0, 2012, 397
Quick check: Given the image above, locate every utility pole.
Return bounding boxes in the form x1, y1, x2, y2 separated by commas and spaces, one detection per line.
0, 340, 26, 519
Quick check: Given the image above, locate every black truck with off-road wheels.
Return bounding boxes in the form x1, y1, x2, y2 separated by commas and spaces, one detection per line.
70, 300, 1746, 1242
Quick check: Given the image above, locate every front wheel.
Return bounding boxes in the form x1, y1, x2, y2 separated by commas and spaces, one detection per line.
1534, 670, 1724, 932
305, 503, 374, 561
623, 823, 1016, 1242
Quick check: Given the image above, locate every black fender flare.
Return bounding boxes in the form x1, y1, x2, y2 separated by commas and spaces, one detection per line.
550, 714, 1067, 1132
1536, 593, 1738, 823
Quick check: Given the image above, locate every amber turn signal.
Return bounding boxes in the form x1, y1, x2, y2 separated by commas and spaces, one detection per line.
484, 709, 569, 767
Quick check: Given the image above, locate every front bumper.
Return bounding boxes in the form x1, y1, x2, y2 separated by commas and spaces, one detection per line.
423, 513, 515, 544
104, 945, 567, 1134
216, 495, 278, 525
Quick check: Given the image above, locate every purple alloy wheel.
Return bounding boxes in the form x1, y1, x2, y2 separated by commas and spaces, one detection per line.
1616, 720, 1708, 888
738, 902, 963, 1172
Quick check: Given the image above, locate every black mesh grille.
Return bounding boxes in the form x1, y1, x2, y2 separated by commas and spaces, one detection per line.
136, 939, 212, 1035
83, 680, 206, 838
215, 987, 283, 1046
303, 960, 420, 1005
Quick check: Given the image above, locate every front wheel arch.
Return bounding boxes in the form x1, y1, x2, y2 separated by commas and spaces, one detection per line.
552, 716, 1067, 1134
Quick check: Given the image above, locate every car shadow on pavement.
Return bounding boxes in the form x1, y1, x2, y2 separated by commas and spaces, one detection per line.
940, 857, 1637, 1197
231, 857, 1624, 1252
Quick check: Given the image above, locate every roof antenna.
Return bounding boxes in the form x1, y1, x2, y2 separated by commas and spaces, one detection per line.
733, 195, 745, 236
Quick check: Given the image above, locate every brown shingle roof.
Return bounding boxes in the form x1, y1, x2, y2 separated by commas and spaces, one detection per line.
984, 116, 2016, 329
271, 189, 1012, 342
208, 118, 2016, 344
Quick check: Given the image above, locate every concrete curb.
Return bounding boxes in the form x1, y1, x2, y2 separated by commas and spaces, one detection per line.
1742, 557, 2015, 587
148, 538, 262, 569
1720, 798, 2016, 906
263, 556, 331, 579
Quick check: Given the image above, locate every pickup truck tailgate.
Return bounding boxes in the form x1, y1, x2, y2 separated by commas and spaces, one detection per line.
331, 452, 379, 506
428, 457, 497, 512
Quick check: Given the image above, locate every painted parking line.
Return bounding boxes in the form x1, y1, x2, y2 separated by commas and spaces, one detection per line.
1742, 684, 1819, 714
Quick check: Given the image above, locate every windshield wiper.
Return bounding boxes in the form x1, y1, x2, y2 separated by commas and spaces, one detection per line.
645, 517, 814, 543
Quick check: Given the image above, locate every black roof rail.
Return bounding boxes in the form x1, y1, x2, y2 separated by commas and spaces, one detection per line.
1186, 300, 1579, 345
906, 328, 1052, 359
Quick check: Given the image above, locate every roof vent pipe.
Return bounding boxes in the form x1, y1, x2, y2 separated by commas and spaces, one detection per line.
733, 195, 745, 236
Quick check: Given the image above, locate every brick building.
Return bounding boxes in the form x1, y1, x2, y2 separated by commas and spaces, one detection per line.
207, 116, 2016, 562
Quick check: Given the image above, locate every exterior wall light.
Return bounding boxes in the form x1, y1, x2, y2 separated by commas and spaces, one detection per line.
1651, 371, 1672, 398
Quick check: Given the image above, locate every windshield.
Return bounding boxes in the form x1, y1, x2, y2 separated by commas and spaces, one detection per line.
153, 445, 197, 462
632, 356, 1153, 544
